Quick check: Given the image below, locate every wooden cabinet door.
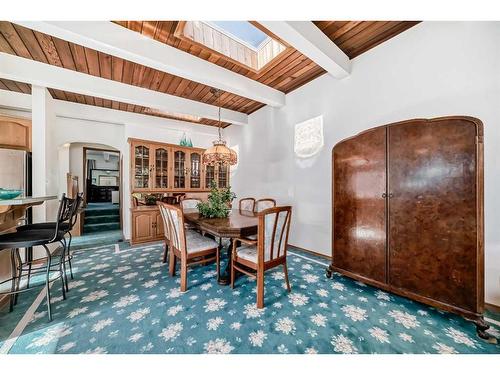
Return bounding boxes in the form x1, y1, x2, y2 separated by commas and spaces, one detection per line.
132, 212, 154, 243
217, 164, 229, 188
132, 143, 152, 191
204, 164, 216, 189
154, 211, 165, 238
173, 149, 187, 189
153, 146, 170, 189
0, 115, 31, 151
189, 151, 202, 190
387, 118, 479, 311
333, 127, 387, 283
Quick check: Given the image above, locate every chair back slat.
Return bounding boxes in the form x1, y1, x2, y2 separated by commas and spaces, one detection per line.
239, 198, 255, 212
276, 210, 290, 258
258, 206, 292, 263
158, 202, 186, 255
50, 193, 68, 242
69, 193, 84, 230
157, 202, 170, 241
255, 198, 276, 213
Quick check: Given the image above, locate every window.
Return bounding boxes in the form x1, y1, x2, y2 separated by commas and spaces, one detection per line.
294, 116, 324, 158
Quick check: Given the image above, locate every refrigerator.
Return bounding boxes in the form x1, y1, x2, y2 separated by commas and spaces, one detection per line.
0, 148, 32, 221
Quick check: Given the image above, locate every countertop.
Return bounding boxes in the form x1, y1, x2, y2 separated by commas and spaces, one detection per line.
0, 195, 58, 206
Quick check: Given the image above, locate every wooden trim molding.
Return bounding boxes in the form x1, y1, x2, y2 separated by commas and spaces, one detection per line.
289, 244, 331, 260
485, 302, 500, 314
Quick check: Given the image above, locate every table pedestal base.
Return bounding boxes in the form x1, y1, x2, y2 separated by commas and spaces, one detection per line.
217, 239, 233, 285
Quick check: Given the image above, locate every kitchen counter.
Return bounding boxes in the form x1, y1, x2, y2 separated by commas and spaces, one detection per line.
0, 196, 57, 229
0, 195, 57, 206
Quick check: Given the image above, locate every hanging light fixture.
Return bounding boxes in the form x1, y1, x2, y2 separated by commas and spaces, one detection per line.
202, 89, 238, 166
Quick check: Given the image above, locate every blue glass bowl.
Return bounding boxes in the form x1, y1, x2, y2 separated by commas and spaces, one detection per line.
0, 189, 23, 200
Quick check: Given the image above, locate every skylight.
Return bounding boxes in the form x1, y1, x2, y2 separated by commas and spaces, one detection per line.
178, 21, 286, 71
207, 21, 269, 50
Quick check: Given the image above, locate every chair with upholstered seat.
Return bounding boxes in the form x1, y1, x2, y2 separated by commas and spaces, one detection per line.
158, 202, 219, 292
244, 198, 276, 240
239, 197, 255, 212
180, 197, 202, 231
254, 198, 276, 212
231, 206, 292, 308
180, 197, 202, 211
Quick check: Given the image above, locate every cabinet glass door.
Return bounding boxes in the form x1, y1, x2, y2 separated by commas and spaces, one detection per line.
190, 152, 201, 189
155, 148, 169, 189
174, 150, 186, 188
218, 163, 229, 188
134, 145, 150, 189
205, 165, 215, 188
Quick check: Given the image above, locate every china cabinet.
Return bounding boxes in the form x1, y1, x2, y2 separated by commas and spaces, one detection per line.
128, 138, 231, 245
130, 138, 230, 192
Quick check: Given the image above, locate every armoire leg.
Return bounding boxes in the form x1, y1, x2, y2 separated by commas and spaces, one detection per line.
326, 264, 334, 278
474, 316, 496, 343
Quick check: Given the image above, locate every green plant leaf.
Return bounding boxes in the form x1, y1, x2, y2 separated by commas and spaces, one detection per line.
196, 179, 236, 218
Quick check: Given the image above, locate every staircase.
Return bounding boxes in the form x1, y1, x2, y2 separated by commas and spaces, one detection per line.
83, 203, 120, 234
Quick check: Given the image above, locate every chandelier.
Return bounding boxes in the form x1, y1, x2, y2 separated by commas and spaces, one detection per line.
202, 89, 238, 166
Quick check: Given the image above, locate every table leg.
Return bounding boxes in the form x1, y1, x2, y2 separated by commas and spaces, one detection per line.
217, 238, 233, 286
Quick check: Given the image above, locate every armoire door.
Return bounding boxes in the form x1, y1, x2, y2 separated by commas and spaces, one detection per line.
388, 118, 479, 311
333, 126, 387, 283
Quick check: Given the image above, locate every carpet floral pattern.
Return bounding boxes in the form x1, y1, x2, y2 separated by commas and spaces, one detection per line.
1, 243, 499, 354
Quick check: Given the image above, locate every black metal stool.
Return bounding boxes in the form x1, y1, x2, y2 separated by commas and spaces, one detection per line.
16, 192, 83, 288
0, 195, 70, 321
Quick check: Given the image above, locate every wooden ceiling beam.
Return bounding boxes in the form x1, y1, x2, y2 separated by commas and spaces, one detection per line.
0, 52, 248, 125
0, 88, 222, 135
258, 21, 350, 79
14, 21, 286, 108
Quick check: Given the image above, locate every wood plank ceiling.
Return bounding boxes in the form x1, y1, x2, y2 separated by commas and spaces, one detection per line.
0, 21, 419, 127
312, 21, 420, 58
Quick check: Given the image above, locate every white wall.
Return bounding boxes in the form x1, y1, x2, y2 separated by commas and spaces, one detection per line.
227, 21, 500, 305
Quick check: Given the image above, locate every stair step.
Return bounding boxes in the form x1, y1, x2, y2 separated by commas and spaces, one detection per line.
84, 208, 120, 217
83, 222, 120, 233
84, 214, 120, 225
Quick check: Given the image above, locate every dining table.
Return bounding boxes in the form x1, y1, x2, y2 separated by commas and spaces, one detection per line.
183, 208, 258, 285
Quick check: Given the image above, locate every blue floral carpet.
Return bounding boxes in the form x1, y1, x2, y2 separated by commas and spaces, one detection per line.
0, 242, 499, 354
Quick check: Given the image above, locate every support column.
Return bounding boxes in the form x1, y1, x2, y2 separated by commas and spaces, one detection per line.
31, 86, 55, 223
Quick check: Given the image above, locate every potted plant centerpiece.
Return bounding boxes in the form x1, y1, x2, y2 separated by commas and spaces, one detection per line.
197, 181, 236, 218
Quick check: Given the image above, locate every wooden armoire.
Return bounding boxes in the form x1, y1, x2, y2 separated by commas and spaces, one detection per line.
327, 116, 489, 338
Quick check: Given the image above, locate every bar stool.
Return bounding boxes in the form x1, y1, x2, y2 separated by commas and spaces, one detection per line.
16, 192, 83, 287
0, 195, 70, 321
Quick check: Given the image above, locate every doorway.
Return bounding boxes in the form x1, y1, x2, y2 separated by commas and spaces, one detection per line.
82, 147, 121, 235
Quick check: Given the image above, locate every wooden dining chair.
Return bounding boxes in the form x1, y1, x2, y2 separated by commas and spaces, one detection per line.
158, 203, 219, 292
157, 202, 171, 264
254, 198, 276, 212
239, 197, 256, 212
180, 197, 202, 212
180, 198, 202, 231
231, 206, 292, 308
161, 196, 177, 205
